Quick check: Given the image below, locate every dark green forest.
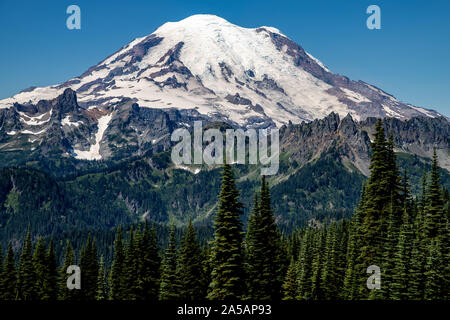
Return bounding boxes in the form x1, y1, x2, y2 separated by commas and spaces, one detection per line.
0, 120, 448, 300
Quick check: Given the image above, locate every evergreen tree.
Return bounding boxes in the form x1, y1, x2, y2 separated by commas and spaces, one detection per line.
420, 169, 428, 214
208, 163, 245, 300
310, 226, 327, 300
123, 227, 138, 299
79, 234, 98, 300
400, 169, 411, 211
378, 195, 399, 299
320, 223, 341, 299
245, 194, 265, 299
96, 256, 107, 300
335, 221, 350, 296
342, 186, 365, 300
46, 238, 58, 300
358, 122, 401, 298
136, 223, 161, 300
202, 244, 213, 297
178, 221, 206, 300
17, 228, 36, 300
1, 244, 17, 300
159, 224, 181, 300
424, 240, 444, 300
282, 258, 298, 300
59, 241, 77, 300
359, 120, 389, 283
425, 149, 443, 240
391, 208, 414, 300
259, 176, 285, 299
408, 198, 427, 299
245, 177, 284, 300
296, 229, 314, 300
109, 226, 125, 300
33, 237, 49, 300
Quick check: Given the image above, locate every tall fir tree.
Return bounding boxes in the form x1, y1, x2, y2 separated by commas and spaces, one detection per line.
245, 194, 263, 298
391, 208, 414, 300
408, 197, 428, 299
424, 240, 444, 300
310, 226, 327, 300
245, 177, 284, 300
96, 256, 107, 300
109, 226, 125, 300
420, 169, 428, 213
178, 221, 206, 300
282, 258, 298, 300
378, 195, 399, 299
358, 122, 401, 299
159, 224, 181, 300
123, 227, 138, 299
342, 185, 366, 300
59, 241, 77, 300
33, 237, 49, 300
208, 163, 245, 300
320, 223, 341, 300
425, 149, 444, 240
296, 229, 314, 300
16, 227, 36, 300
259, 176, 285, 299
46, 238, 58, 300
79, 234, 98, 300
136, 223, 161, 300
1, 244, 17, 300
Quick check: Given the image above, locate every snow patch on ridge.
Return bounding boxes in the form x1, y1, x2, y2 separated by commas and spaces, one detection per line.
340, 88, 371, 103
73, 114, 112, 160
18, 110, 52, 126
62, 115, 83, 127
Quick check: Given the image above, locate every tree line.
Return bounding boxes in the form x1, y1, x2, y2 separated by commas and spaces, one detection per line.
0, 119, 448, 300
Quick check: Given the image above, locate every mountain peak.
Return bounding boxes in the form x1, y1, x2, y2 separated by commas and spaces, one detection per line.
161, 14, 231, 26
0, 15, 444, 126
155, 14, 284, 35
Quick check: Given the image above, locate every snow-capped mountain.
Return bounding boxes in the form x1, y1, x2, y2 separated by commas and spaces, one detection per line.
0, 14, 443, 128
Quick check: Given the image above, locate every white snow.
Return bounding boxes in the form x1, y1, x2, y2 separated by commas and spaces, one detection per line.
73, 113, 112, 160
383, 105, 402, 118
175, 164, 201, 174
6, 131, 16, 135
0, 87, 60, 109
340, 88, 371, 103
259, 26, 286, 37
21, 127, 48, 135
18, 110, 52, 126
61, 115, 83, 127
408, 105, 436, 118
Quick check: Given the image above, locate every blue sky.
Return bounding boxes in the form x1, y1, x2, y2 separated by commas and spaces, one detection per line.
0, 0, 449, 116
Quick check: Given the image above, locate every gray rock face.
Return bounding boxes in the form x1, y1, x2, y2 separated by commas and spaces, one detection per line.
1, 89, 448, 174
0, 90, 214, 162
279, 112, 450, 174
